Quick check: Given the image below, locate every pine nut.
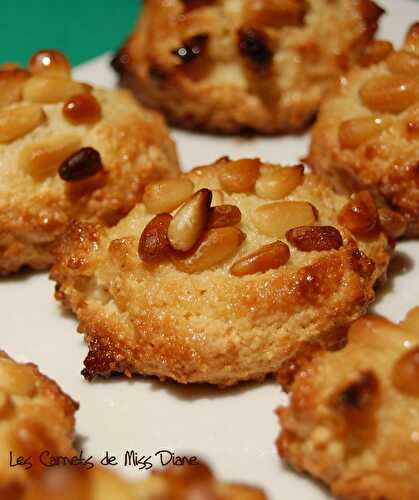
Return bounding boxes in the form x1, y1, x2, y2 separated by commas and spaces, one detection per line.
28, 49, 71, 78
168, 189, 212, 251
359, 75, 418, 114
359, 40, 393, 66
392, 346, 419, 396
218, 158, 261, 193
252, 201, 317, 237
338, 116, 388, 149
230, 241, 290, 276
255, 165, 304, 199
286, 226, 343, 251
387, 50, 419, 76
143, 178, 194, 214
172, 227, 246, 273
207, 205, 242, 229
59, 147, 103, 182
138, 213, 173, 262
23, 76, 87, 104
405, 22, 419, 55
0, 69, 30, 107
338, 191, 378, 236
20, 133, 81, 180
0, 103, 45, 143
211, 189, 224, 206
243, 0, 305, 29
63, 93, 102, 124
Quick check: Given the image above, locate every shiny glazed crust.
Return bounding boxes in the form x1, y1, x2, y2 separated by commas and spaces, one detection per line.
51, 160, 392, 386
277, 307, 419, 500
308, 22, 419, 236
114, 0, 383, 133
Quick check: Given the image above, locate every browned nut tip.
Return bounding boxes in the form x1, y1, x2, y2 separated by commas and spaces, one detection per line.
168, 188, 212, 251
172, 227, 246, 273
28, 49, 71, 77
63, 93, 102, 124
59, 147, 103, 182
286, 226, 343, 252
218, 158, 261, 193
358, 40, 393, 66
207, 204, 242, 229
230, 240, 290, 276
392, 346, 419, 396
138, 213, 173, 262
378, 208, 407, 240
338, 191, 378, 236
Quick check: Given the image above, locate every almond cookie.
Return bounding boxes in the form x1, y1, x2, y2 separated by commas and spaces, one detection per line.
277, 306, 419, 500
51, 157, 394, 385
308, 22, 419, 237
112, 0, 384, 134
0, 50, 179, 275
0, 351, 77, 492
12, 461, 266, 500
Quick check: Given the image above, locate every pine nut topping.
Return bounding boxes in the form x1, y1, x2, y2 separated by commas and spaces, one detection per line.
243, 0, 306, 29
143, 178, 194, 214
0, 69, 30, 108
359, 75, 418, 114
172, 227, 246, 273
252, 201, 317, 237
59, 147, 103, 182
405, 22, 419, 55
392, 346, 419, 396
387, 50, 419, 76
359, 40, 393, 66
230, 241, 290, 276
168, 189, 212, 251
338, 116, 388, 149
207, 205, 242, 229
378, 208, 407, 239
218, 158, 261, 193
138, 213, 173, 262
211, 189, 224, 206
255, 165, 304, 199
0, 103, 45, 143
286, 226, 343, 251
338, 191, 378, 236
63, 93, 102, 124
23, 76, 86, 104
28, 50, 71, 78
20, 133, 81, 180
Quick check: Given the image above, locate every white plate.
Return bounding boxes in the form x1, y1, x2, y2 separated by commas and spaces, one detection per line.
2, 1, 419, 497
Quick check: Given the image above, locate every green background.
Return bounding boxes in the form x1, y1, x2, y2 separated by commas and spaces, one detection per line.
1, 1, 142, 67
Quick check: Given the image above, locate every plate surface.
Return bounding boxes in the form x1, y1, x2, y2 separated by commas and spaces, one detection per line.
2, 1, 419, 497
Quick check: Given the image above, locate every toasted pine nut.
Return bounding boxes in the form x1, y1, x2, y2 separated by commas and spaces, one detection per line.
338, 191, 378, 236
387, 50, 419, 76
207, 205, 242, 229
286, 226, 343, 251
168, 189, 212, 251
0, 103, 45, 143
20, 133, 81, 180
243, 0, 305, 29
138, 213, 173, 262
28, 49, 71, 78
405, 22, 419, 55
218, 158, 261, 193
59, 147, 103, 182
143, 178, 194, 214
0, 69, 30, 107
172, 227, 246, 273
211, 189, 224, 206
338, 116, 388, 149
230, 241, 290, 276
359, 40, 393, 66
359, 75, 418, 114
0, 363, 36, 397
392, 346, 419, 396
255, 165, 304, 199
252, 201, 317, 237
378, 208, 407, 239
63, 93, 102, 125
23, 76, 86, 104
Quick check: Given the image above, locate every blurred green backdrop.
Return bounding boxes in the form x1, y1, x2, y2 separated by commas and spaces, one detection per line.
1, 1, 142, 67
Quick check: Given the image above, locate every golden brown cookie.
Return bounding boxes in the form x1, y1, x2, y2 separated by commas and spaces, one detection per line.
0, 49, 179, 275
277, 306, 419, 500
112, 0, 384, 134
51, 157, 393, 386
9, 461, 266, 500
0, 351, 77, 492
308, 22, 419, 237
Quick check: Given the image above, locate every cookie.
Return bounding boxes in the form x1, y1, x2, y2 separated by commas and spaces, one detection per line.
0, 351, 77, 492
112, 0, 384, 133
51, 157, 393, 386
13, 461, 266, 500
0, 50, 179, 275
277, 306, 419, 500
308, 22, 419, 236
